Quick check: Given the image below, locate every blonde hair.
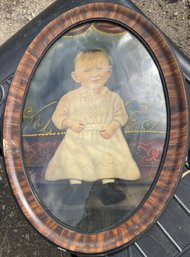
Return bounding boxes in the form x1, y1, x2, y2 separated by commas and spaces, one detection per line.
74, 49, 112, 69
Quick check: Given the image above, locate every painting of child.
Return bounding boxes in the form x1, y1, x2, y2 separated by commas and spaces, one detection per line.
45, 48, 140, 205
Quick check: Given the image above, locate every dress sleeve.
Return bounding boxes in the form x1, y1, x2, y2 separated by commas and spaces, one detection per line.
52, 94, 70, 130
113, 94, 128, 126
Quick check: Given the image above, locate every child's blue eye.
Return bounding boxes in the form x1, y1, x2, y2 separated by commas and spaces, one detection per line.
97, 67, 103, 71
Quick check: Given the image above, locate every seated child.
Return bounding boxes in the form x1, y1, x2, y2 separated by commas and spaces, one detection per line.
45, 48, 141, 205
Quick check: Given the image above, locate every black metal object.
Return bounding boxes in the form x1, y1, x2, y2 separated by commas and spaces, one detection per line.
0, 1, 190, 257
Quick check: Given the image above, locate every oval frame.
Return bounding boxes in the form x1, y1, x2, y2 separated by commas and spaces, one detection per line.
3, 3, 188, 254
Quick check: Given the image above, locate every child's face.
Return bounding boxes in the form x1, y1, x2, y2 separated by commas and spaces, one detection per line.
71, 54, 112, 91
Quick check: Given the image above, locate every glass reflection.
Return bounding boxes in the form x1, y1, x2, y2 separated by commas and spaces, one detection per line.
22, 22, 167, 233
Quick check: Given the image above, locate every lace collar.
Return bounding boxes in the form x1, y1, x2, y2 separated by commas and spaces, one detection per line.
78, 86, 108, 98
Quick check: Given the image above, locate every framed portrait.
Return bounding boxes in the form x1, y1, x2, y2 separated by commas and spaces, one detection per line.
3, 3, 188, 255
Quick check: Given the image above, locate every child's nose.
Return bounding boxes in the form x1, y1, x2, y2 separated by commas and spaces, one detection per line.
91, 69, 99, 76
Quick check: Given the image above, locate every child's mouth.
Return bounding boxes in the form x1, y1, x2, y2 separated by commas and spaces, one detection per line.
91, 79, 100, 83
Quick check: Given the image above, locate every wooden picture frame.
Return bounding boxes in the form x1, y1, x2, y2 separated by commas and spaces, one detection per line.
3, 3, 188, 254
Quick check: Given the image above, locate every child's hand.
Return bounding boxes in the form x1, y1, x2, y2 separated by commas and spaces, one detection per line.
100, 127, 115, 139
70, 121, 85, 133
100, 121, 121, 139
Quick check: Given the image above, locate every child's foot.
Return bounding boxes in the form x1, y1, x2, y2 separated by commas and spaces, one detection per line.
62, 184, 87, 206
99, 183, 126, 205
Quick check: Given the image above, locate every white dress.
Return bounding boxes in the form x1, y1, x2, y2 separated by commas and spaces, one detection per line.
45, 87, 140, 181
